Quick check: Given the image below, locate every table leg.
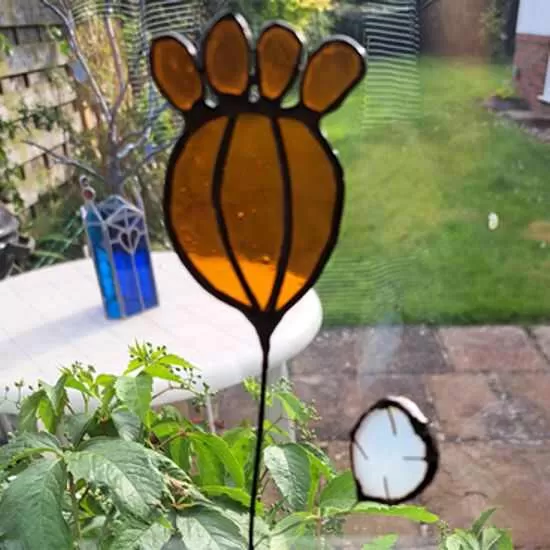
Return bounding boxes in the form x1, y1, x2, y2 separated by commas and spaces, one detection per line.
205, 395, 216, 434
268, 362, 296, 442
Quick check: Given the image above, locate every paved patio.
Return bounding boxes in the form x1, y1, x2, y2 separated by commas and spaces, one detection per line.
216, 325, 550, 549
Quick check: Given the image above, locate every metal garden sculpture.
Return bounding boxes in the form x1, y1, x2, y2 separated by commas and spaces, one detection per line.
151, 11, 438, 547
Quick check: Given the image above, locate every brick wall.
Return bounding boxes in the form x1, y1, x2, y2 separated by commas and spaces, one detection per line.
514, 33, 550, 115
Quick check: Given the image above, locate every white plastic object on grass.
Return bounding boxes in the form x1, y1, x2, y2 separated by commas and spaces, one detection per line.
350, 396, 438, 504
488, 212, 499, 231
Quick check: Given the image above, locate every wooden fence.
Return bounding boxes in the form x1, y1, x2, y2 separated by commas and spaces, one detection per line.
0, 0, 83, 210
421, 0, 490, 58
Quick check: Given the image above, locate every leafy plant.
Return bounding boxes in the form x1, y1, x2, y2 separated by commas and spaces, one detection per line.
230, 0, 332, 44
480, 0, 518, 60
0, 343, 439, 549
439, 508, 514, 550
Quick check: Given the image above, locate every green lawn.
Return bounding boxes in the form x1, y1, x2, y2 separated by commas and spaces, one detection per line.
317, 57, 550, 326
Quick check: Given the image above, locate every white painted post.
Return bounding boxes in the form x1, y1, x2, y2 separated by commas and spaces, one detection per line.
538, 55, 550, 104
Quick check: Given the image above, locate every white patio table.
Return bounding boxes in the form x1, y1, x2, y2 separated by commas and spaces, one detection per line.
0, 251, 322, 432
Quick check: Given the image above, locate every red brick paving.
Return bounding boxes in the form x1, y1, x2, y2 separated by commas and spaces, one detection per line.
439, 326, 548, 372
216, 325, 550, 548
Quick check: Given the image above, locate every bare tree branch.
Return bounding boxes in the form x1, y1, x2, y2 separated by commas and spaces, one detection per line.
40, 0, 112, 125
23, 140, 105, 183
104, 15, 125, 104
118, 139, 176, 187
112, 79, 130, 120
117, 101, 172, 156
103, 13, 129, 131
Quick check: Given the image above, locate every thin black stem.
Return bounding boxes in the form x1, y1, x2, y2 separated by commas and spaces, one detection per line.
248, 333, 271, 550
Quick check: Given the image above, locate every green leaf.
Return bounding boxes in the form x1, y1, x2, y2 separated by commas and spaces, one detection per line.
0, 432, 62, 469
224, 428, 255, 473
125, 355, 145, 374
63, 374, 91, 396
269, 512, 317, 550
109, 519, 172, 550
362, 534, 398, 550
201, 485, 263, 513
319, 470, 356, 512
264, 444, 311, 511
301, 442, 335, 480
144, 450, 210, 504
0, 459, 72, 550
112, 409, 142, 441
152, 421, 181, 439
42, 374, 69, 415
306, 461, 321, 511
66, 438, 164, 519
37, 397, 57, 433
353, 502, 439, 524
274, 392, 309, 422
497, 531, 514, 550
169, 438, 190, 472
217, 508, 269, 550
192, 439, 224, 486
102, 385, 117, 411
482, 528, 505, 550
445, 534, 465, 550
63, 413, 93, 445
452, 530, 481, 550
159, 355, 196, 371
144, 450, 191, 483
472, 508, 497, 537
301, 443, 334, 510
97, 374, 116, 387
144, 364, 182, 383
175, 505, 245, 550
18, 391, 45, 432
189, 433, 244, 488
223, 427, 252, 447
115, 375, 153, 424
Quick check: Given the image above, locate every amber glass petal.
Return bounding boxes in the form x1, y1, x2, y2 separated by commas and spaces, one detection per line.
151, 35, 202, 111
221, 114, 285, 310
276, 117, 340, 310
204, 15, 250, 96
168, 116, 252, 307
257, 24, 302, 101
302, 40, 365, 114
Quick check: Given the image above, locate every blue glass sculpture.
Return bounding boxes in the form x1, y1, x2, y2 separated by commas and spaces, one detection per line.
80, 177, 158, 319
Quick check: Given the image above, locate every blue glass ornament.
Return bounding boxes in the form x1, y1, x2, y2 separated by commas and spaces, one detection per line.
80, 178, 159, 319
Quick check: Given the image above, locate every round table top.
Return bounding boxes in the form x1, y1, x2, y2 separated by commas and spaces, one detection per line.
0, 251, 322, 413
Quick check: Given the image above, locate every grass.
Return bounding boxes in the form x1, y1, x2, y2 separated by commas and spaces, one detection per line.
317, 57, 550, 326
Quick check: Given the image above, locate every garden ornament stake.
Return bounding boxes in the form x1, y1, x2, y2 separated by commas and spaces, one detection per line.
152, 11, 437, 547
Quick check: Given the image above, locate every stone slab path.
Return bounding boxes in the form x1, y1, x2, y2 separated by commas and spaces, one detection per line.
216, 325, 550, 549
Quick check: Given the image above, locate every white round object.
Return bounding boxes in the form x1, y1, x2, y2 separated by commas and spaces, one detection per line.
350, 396, 438, 504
